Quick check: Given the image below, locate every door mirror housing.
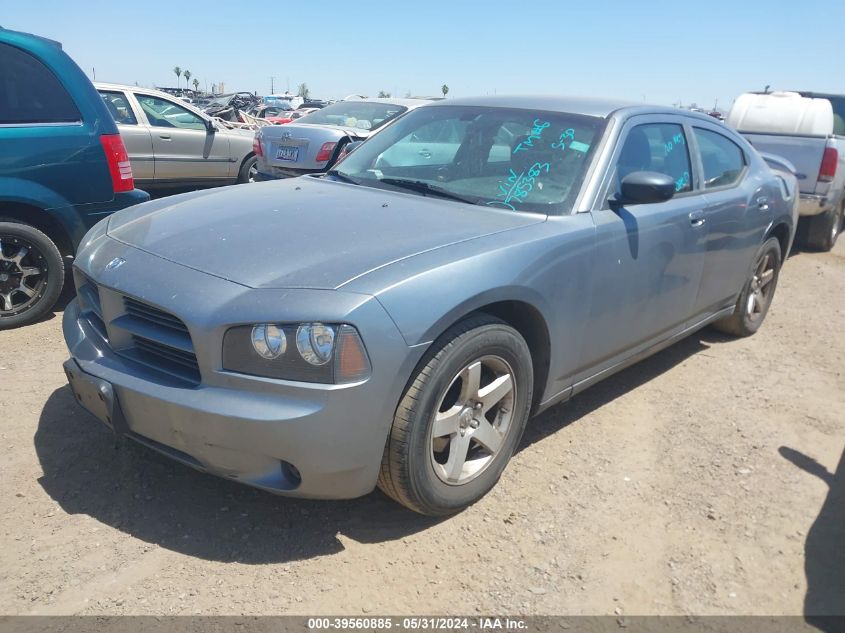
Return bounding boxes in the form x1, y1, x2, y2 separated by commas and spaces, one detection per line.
612, 171, 676, 207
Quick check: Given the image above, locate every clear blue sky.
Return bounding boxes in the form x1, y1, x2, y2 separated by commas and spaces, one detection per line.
4, 0, 844, 109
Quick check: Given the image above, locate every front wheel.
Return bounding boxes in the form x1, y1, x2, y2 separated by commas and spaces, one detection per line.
0, 221, 64, 330
711, 237, 782, 337
378, 314, 533, 515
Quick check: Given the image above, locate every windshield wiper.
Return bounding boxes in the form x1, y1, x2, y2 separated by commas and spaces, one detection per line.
377, 178, 479, 205
325, 170, 361, 185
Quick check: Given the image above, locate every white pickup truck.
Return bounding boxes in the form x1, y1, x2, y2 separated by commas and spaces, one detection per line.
728, 91, 845, 251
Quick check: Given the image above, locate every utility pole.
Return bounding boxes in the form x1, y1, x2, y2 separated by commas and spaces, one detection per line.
92, 67, 96, 80
270, 76, 275, 94
286, 77, 290, 93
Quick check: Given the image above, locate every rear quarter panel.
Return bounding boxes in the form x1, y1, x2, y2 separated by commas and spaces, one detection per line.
0, 32, 118, 209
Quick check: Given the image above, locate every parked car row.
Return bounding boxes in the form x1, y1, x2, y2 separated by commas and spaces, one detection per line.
0, 27, 837, 517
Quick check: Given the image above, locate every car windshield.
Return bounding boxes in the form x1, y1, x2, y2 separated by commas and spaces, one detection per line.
297, 101, 409, 131
332, 105, 605, 214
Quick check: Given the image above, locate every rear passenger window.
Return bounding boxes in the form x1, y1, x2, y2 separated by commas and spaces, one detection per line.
615, 123, 692, 195
693, 128, 746, 189
99, 90, 137, 125
0, 43, 81, 124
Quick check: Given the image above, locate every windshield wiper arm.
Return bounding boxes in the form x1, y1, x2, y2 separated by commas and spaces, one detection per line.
325, 170, 361, 185
378, 178, 478, 205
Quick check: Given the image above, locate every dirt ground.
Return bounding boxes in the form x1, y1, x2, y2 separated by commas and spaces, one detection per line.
0, 240, 842, 618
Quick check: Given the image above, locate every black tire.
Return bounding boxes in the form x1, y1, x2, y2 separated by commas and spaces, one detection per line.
711, 237, 782, 337
0, 221, 64, 330
237, 154, 258, 184
804, 201, 843, 252
378, 314, 533, 515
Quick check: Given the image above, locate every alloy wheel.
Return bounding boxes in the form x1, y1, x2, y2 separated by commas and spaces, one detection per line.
429, 355, 516, 485
248, 162, 258, 183
745, 251, 776, 322
0, 235, 47, 317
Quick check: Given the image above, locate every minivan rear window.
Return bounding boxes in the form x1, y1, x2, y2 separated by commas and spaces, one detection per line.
0, 43, 81, 125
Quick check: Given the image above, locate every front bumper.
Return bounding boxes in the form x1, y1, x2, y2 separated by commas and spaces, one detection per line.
62, 241, 419, 499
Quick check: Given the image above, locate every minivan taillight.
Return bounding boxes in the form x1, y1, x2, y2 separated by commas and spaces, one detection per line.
819, 147, 838, 182
252, 135, 263, 158
100, 134, 134, 193
315, 142, 337, 163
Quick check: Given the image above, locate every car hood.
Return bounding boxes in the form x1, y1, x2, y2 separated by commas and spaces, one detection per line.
106, 177, 545, 290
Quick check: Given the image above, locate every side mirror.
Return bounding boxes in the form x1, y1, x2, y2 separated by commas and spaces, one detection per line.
337, 141, 364, 162
612, 171, 676, 206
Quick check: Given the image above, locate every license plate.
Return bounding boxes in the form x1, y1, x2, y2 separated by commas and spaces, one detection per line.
63, 359, 126, 433
276, 146, 299, 161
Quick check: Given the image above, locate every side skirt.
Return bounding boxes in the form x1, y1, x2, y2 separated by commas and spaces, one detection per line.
533, 306, 736, 416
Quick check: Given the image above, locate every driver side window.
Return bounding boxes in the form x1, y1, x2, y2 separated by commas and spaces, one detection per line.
135, 94, 206, 130
613, 123, 692, 198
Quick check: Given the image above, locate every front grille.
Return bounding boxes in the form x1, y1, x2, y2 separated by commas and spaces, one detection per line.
124, 296, 190, 335
115, 295, 200, 385
75, 272, 107, 340
131, 335, 201, 384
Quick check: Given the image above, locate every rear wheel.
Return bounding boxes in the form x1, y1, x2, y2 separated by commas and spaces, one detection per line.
0, 221, 64, 330
711, 237, 782, 337
237, 154, 258, 184
804, 201, 843, 252
378, 315, 533, 515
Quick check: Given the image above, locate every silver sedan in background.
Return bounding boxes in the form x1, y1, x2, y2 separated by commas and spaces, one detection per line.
253, 97, 430, 179
96, 83, 258, 192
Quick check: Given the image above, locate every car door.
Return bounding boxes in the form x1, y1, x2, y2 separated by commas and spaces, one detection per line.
97, 89, 154, 183
577, 117, 707, 380
133, 92, 232, 183
688, 124, 768, 319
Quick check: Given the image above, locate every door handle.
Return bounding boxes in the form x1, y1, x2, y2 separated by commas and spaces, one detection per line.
689, 210, 706, 227
159, 134, 172, 141
418, 149, 432, 158
756, 196, 769, 211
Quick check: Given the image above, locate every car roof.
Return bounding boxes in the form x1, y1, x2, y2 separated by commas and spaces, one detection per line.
94, 82, 211, 118
425, 94, 705, 120
0, 27, 63, 49
347, 97, 433, 109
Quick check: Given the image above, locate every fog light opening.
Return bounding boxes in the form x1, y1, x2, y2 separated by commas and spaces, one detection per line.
281, 461, 302, 487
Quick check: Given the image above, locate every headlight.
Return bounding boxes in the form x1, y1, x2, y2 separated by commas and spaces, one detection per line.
251, 324, 287, 359
223, 322, 371, 384
296, 323, 334, 365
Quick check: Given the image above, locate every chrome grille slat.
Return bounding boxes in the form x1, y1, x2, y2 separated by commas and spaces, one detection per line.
124, 297, 189, 334
133, 336, 198, 369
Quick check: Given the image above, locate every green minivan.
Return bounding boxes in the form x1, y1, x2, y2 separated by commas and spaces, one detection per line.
0, 28, 149, 329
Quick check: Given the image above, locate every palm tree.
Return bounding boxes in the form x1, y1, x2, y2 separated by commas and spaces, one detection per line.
297, 82, 309, 99
183, 70, 191, 93
173, 66, 182, 89
192, 78, 200, 93
441, 84, 449, 98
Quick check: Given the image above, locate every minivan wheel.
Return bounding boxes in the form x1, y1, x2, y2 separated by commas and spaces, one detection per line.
711, 237, 782, 338
805, 201, 844, 252
0, 221, 64, 330
377, 314, 533, 515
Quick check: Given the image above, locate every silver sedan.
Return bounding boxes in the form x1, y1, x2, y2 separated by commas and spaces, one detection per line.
96, 83, 257, 192
253, 97, 430, 179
